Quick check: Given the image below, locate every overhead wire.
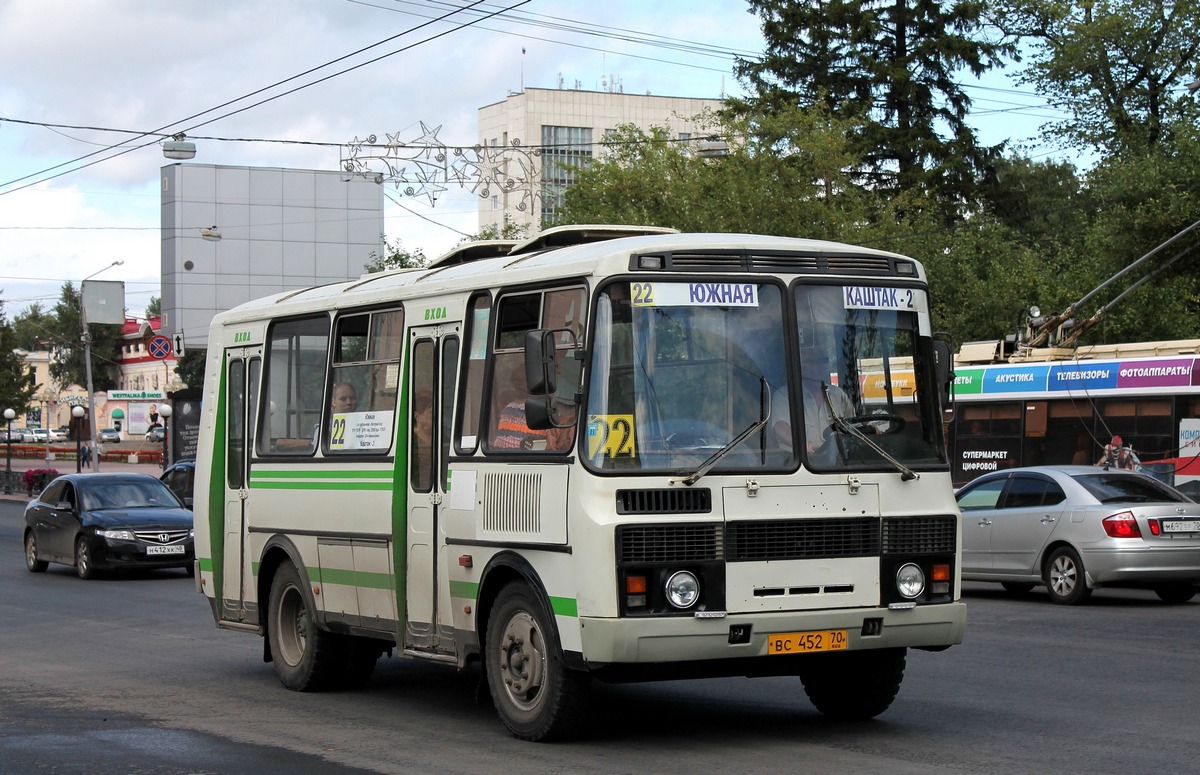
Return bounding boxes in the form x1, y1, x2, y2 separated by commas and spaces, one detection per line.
0, 0, 524, 197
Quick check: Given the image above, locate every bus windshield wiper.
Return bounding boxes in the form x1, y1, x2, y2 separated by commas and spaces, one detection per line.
823, 385, 919, 482
673, 379, 771, 487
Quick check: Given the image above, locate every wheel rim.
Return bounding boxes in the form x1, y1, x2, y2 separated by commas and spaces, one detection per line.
1049, 554, 1077, 598
76, 540, 90, 576
275, 583, 308, 667
496, 610, 547, 711
26, 534, 38, 568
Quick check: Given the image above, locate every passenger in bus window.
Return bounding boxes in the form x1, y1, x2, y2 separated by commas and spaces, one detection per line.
413, 390, 434, 449
799, 349, 855, 462
492, 363, 549, 450
544, 398, 577, 452
331, 382, 358, 414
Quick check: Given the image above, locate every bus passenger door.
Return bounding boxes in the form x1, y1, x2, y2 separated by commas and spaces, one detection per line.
405, 325, 460, 654
221, 348, 260, 623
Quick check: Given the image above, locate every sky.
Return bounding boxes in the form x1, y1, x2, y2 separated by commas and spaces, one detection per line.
0, 0, 1066, 323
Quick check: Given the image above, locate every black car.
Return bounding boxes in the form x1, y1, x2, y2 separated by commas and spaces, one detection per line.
160, 459, 195, 509
23, 473, 194, 579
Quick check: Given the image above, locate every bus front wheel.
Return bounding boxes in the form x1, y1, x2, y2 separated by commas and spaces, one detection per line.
799, 647, 906, 720
268, 562, 342, 691
485, 582, 590, 741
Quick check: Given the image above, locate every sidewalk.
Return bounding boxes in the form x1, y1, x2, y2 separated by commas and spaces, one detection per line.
0, 453, 167, 502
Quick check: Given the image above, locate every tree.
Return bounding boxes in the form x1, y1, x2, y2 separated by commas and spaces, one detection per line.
10, 302, 51, 351
997, 0, 1200, 156
559, 108, 874, 240
146, 296, 161, 318
364, 237, 428, 272
174, 349, 206, 390
732, 0, 1015, 203
47, 283, 122, 391
0, 301, 37, 415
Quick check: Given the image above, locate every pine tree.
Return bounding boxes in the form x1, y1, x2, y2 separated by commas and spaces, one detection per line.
732, 0, 1014, 203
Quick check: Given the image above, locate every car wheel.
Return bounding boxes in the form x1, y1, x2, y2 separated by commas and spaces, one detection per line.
1153, 583, 1196, 604
75, 537, 95, 580
1044, 546, 1090, 605
24, 532, 48, 573
485, 581, 590, 741
267, 562, 342, 691
1000, 582, 1035, 595
799, 647, 907, 720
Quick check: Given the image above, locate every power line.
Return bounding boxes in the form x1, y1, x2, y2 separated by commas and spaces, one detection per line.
0, 0, 525, 197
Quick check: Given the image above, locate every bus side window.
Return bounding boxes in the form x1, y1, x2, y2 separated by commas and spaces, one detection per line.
261, 316, 329, 455
325, 308, 404, 455
485, 287, 585, 453
455, 294, 491, 454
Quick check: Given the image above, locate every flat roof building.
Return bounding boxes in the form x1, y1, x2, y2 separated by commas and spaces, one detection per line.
477, 88, 724, 234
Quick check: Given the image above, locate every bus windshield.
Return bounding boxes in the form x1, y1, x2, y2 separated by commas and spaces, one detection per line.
584, 280, 946, 473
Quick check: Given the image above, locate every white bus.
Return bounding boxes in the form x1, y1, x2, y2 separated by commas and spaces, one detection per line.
193, 226, 966, 741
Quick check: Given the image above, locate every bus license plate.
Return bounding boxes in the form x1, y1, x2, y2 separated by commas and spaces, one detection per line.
1163, 519, 1200, 533
146, 545, 185, 555
767, 629, 847, 655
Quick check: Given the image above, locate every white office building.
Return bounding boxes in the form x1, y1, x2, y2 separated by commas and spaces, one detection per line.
477, 88, 724, 234
160, 164, 384, 349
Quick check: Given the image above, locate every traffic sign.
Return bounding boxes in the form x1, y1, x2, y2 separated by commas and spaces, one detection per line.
172, 333, 186, 357
149, 335, 172, 359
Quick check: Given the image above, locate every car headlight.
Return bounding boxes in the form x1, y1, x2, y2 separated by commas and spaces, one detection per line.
97, 528, 136, 541
896, 563, 925, 599
664, 571, 700, 609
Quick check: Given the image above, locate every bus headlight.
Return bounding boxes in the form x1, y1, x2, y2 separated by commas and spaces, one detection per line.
896, 563, 925, 599
664, 571, 700, 609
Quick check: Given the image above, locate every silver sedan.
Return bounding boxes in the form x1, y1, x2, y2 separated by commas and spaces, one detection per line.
955, 465, 1200, 604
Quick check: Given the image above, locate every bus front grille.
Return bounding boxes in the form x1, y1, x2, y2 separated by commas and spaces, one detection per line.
617, 524, 723, 564
881, 516, 957, 554
630, 249, 908, 276
725, 518, 880, 562
615, 488, 712, 515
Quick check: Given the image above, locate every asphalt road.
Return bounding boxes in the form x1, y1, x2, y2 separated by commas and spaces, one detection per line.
2, 498, 1197, 774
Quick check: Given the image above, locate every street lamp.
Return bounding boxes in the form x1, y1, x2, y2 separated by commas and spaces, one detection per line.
82, 259, 123, 473
72, 406, 86, 473
159, 403, 173, 469
3, 408, 14, 494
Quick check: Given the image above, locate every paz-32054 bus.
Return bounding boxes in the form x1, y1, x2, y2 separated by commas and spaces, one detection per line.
193, 226, 966, 741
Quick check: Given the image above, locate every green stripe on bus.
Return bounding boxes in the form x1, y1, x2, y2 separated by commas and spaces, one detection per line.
198, 556, 213, 573
449, 580, 479, 600
248, 480, 393, 491
250, 469, 393, 479
549, 596, 578, 618
316, 567, 395, 590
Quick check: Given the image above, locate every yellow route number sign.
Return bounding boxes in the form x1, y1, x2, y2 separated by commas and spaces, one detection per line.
587, 414, 637, 459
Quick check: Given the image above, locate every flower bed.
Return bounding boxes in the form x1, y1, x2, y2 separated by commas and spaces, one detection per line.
23, 468, 61, 495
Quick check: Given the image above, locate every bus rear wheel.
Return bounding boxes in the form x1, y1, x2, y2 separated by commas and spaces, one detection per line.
268, 562, 342, 691
485, 582, 589, 741
799, 648, 906, 720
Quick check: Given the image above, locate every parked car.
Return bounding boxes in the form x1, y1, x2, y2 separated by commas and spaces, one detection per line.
22, 472, 193, 579
955, 465, 1200, 604
145, 426, 166, 442
28, 429, 51, 443
159, 459, 195, 509
97, 428, 122, 443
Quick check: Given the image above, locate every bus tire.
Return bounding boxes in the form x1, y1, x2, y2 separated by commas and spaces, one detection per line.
267, 562, 342, 691
799, 647, 906, 720
338, 636, 381, 688
485, 582, 590, 741
1044, 546, 1091, 605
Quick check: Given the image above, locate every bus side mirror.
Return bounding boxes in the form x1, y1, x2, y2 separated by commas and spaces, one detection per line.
524, 329, 566, 395
932, 337, 954, 413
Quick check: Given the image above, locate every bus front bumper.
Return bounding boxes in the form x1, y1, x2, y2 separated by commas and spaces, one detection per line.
578, 602, 967, 666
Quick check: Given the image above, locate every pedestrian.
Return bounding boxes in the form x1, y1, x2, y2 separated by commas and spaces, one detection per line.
80, 442, 92, 469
